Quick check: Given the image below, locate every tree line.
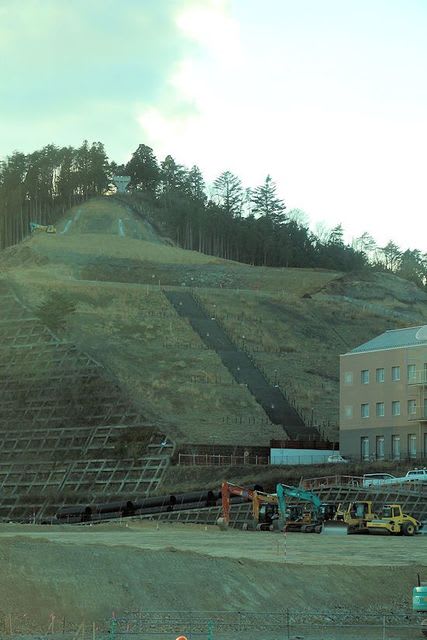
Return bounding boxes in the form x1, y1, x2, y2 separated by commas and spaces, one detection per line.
0, 141, 109, 249
1, 141, 426, 287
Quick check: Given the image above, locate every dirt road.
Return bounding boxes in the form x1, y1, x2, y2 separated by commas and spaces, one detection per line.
0, 520, 424, 637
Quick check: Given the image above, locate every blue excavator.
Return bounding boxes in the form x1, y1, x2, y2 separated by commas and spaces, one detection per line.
276, 483, 324, 533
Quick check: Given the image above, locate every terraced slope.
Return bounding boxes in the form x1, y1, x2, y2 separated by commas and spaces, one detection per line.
1, 196, 427, 456
0, 280, 171, 520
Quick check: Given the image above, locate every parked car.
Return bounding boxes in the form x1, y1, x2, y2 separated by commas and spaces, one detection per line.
403, 468, 427, 482
327, 453, 349, 464
362, 473, 397, 487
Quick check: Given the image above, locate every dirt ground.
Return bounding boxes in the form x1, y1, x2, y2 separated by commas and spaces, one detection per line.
0, 520, 425, 639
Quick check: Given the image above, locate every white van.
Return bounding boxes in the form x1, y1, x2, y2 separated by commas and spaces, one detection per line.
403, 469, 427, 482
362, 473, 397, 488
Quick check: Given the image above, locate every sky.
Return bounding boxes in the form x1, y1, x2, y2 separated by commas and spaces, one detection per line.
1, 0, 426, 251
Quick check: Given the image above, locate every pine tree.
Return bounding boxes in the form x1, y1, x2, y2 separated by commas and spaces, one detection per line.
159, 155, 187, 194
185, 165, 206, 204
251, 175, 286, 224
213, 171, 243, 217
126, 144, 160, 193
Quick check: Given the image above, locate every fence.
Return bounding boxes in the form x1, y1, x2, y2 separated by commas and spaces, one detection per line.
109, 609, 425, 639
301, 473, 427, 493
177, 453, 270, 466
0, 608, 424, 638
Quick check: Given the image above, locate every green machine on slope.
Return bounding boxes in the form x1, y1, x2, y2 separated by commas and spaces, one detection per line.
413, 575, 427, 637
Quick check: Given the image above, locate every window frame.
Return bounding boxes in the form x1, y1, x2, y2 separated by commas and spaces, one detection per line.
407, 364, 416, 382
344, 405, 353, 418
344, 371, 353, 385
375, 402, 385, 417
376, 367, 385, 383
407, 399, 417, 416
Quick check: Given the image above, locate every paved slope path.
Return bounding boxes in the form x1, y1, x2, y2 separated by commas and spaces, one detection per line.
165, 291, 319, 439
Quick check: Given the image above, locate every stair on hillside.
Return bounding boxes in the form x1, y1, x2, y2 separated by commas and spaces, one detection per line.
164, 291, 319, 439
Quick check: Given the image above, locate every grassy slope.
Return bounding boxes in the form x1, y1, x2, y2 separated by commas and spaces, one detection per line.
1, 196, 426, 451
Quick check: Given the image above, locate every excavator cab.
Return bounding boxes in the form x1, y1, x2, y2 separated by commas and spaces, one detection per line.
258, 503, 279, 529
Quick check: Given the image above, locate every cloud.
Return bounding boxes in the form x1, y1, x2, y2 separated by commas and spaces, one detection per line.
0, 0, 200, 157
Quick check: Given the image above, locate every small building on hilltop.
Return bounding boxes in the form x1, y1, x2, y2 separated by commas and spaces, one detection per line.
340, 325, 427, 461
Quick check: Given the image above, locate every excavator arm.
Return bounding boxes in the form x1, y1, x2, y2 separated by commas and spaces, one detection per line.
221, 481, 255, 525
221, 482, 278, 527
276, 483, 322, 529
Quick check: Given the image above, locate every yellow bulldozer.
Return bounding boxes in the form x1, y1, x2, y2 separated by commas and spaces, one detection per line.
334, 500, 376, 534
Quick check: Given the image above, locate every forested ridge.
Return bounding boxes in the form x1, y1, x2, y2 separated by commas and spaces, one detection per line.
1, 140, 426, 288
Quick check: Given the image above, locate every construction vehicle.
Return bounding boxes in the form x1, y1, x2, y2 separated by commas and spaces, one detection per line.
324, 500, 377, 534
221, 482, 330, 532
220, 482, 288, 530
276, 483, 323, 533
366, 504, 421, 536
220, 481, 255, 527
413, 574, 427, 637
252, 490, 280, 530
30, 222, 57, 234
220, 481, 277, 529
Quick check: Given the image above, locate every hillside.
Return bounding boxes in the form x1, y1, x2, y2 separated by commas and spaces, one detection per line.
1, 196, 427, 453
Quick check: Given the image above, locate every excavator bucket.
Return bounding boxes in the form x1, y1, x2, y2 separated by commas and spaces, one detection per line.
321, 520, 348, 535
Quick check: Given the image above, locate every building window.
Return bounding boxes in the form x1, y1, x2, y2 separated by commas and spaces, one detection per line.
344, 371, 353, 385
376, 436, 385, 460
407, 364, 416, 382
344, 405, 353, 418
376, 368, 385, 383
361, 369, 369, 384
407, 399, 417, 415
408, 434, 417, 459
391, 366, 400, 382
392, 435, 401, 460
376, 402, 384, 417
392, 401, 400, 416
361, 436, 369, 461
361, 403, 369, 418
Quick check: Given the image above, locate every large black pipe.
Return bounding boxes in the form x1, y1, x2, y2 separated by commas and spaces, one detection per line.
56, 489, 223, 521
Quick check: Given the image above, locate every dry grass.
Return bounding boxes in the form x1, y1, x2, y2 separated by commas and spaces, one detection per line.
196, 288, 414, 440
159, 458, 420, 495
9, 274, 284, 445
4, 197, 427, 449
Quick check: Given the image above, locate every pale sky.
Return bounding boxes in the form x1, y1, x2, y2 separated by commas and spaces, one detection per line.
1, 0, 426, 251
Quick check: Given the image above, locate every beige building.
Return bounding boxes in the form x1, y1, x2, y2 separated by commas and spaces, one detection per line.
340, 325, 427, 461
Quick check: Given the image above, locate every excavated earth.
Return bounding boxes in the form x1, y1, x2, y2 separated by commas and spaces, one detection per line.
0, 520, 425, 639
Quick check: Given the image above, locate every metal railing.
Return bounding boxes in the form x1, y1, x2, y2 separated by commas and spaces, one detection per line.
300, 474, 363, 489
407, 370, 427, 385
178, 453, 270, 466
110, 609, 425, 638
301, 473, 427, 494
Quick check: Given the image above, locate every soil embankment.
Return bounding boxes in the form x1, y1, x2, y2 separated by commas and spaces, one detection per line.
0, 521, 425, 630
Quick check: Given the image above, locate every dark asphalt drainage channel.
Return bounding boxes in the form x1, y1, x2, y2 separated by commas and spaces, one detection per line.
164, 290, 320, 439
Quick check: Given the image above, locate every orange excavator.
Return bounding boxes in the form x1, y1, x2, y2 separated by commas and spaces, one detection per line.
220, 481, 278, 529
